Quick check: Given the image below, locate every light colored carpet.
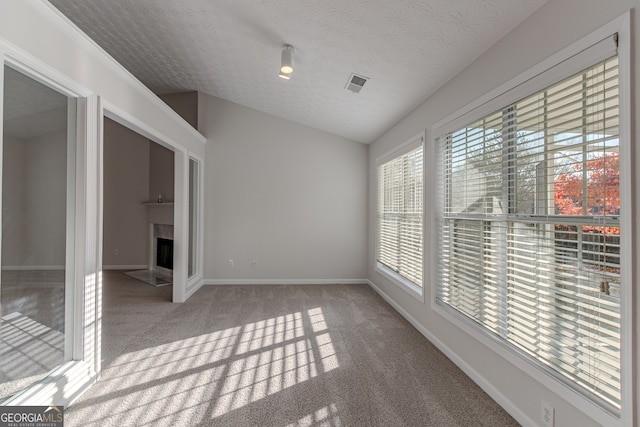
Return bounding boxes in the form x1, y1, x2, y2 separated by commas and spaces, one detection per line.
0, 270, 65, 401
65, 271, 519, 426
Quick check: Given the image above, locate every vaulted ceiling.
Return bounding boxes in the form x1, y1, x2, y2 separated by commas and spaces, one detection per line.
49, 0, 547, 143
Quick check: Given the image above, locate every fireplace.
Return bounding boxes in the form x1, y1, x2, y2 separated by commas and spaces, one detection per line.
156, 238, 173, 270
150, 223, 174, 278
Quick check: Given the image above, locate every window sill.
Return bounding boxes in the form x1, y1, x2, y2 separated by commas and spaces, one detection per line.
430, 300, 621, 425
375, 262, 424, 302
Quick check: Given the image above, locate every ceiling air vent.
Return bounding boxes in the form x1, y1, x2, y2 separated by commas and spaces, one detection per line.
345, 73, 369, 94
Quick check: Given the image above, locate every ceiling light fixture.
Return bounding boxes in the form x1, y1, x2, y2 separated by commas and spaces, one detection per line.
279, 45, 294, 79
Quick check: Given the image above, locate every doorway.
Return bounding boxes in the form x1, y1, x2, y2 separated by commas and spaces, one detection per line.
102, 117, 175, 292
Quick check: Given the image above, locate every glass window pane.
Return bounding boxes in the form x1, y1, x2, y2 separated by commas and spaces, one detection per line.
377, 143, 423, 287
437, 55, 622, 410
1, 66, 75, 401
188, 158, 198, 278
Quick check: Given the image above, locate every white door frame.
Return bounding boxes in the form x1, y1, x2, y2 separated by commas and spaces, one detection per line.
100, 101, 191, 303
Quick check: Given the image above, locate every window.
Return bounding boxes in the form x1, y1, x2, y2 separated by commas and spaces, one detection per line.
1, 65, 78, 401
435, 44, 623, 412
376, 134, 424, 293
188, 157, 200, 278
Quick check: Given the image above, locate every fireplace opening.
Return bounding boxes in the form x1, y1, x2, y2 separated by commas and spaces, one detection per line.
156, 238, 174, 270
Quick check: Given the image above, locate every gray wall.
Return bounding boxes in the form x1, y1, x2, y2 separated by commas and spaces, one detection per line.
368, 1, 638, 426
199, 94, 368, 282
147, 142, 174, 228
2, 136, 26, 267
160, 92, 198, 129
148, 142, 174, 204
102, 118, 150, 268
102, 119, 177, 268
1, 130, 67, 268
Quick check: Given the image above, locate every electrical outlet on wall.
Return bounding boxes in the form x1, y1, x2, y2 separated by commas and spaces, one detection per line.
227, 259, 234, 268
541, 401, 554, 427
252, 259, 257, 268
113, 249, 119, 256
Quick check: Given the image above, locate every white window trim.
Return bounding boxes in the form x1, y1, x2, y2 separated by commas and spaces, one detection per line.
429, 12, 632, 427
0, 46, 101, 407
374, 262, 424, 300
375, 131, 426, 302
376, 131, 425, 166
186, 153, 205, 297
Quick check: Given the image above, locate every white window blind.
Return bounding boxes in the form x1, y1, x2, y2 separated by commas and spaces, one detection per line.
436, 52, 622, 411
377, 140, 424, 288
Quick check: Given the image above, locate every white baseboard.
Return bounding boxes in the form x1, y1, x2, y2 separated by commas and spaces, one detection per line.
366, 279, 536, 427
204, 278, 369, 286
102, 265, 148, 270
1, 265, 65, 271
185, 281, 203, 299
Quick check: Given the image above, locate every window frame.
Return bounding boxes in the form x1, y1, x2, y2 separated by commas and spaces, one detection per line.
375, 131, 426, 301
0, 47, 100, 407
187, 154, 204, 288
429, 13, 632, 427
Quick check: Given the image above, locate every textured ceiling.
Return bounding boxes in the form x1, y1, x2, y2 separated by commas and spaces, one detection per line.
49, 0, 547, 143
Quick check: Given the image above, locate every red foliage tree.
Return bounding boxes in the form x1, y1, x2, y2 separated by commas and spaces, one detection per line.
554, 152, 620, 235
